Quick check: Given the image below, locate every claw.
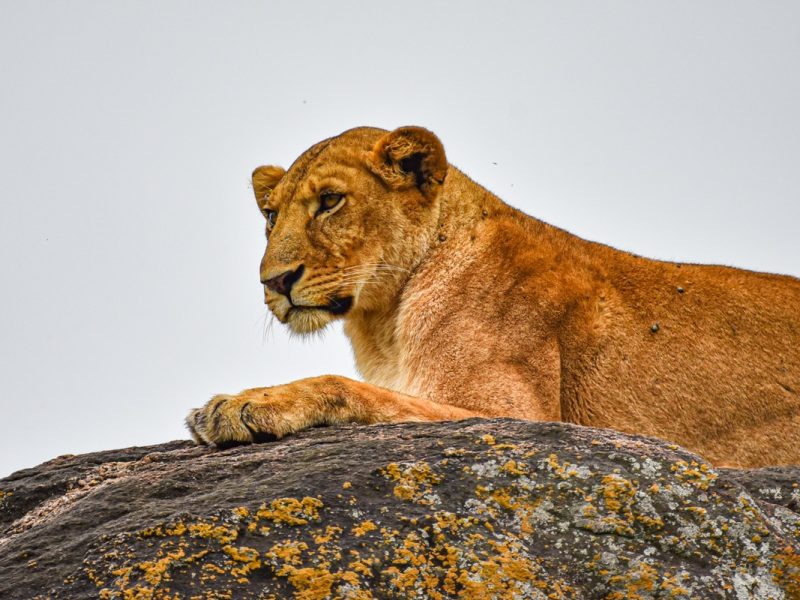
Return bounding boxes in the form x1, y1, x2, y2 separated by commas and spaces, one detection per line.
187, 389, 290, 447
240, 400, 280, 443
185, 408, 209, 445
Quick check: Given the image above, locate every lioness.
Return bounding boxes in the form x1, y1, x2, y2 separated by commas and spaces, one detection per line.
186, 126, 800, 468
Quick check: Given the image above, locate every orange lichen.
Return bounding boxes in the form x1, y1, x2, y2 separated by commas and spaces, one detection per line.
600, 474, 636, 513
545, 454, 583, 479
605, 561, 658, 599
265, 540, 309, 566
635, 514, 664, 530
670, 460, 718, 490
256, 497, 323, 526
348, 557, 375, 577
500, 459, 529, 476
443, 447, 468, 457
186, 521, 238, 544
139, 548, 186, 586
202, 563, 226, 574
491, 443, 518, 452
232, 506, 250, 519
381, 461, 443, 504
314, 525, 343, 545
223, 545, 261, 579
352, 520, 377, 537
772, 545, 800, 597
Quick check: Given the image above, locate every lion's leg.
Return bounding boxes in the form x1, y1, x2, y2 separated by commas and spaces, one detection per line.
186, 375, 482, 446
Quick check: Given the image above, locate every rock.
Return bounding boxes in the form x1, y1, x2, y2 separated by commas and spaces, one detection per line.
1, 418, 799, 599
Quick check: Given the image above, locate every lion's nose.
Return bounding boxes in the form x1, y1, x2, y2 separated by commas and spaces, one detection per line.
263, 265, 305, 297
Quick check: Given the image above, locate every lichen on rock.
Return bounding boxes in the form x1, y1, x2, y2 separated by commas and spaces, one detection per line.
1, 419, 799, 599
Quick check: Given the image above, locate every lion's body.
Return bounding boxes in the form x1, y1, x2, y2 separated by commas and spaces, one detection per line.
187, 126, 800, 468
362, 167, 800, 466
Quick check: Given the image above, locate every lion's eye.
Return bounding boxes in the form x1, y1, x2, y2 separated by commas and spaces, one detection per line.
317, 191, 345, 214
263, 209, 278, 228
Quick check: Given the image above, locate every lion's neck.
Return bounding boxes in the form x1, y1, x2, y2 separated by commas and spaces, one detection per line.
343, 167, 506, 393
343, 298, 406, 390
436, 167, 502, 239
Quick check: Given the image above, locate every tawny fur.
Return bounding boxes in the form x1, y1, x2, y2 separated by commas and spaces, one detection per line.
187, 126, 800, 468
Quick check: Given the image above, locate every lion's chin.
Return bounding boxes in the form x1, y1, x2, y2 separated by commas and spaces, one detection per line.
286, 307, 337, 335
270, 296, 354, 336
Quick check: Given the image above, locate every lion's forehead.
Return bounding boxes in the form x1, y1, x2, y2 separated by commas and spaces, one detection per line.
272, 146, 375, 208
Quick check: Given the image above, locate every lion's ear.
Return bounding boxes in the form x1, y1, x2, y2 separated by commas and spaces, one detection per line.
367, 126, 448, 199
251, 165, 286, 209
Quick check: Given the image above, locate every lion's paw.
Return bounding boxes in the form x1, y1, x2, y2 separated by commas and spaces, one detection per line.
185, 392, 281, 447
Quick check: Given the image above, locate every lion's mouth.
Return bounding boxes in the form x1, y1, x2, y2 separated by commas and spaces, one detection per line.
288, 296, 353, 317
322, 296, 354, 315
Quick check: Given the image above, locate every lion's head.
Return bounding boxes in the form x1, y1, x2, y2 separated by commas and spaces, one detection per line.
251, 126, 448, 334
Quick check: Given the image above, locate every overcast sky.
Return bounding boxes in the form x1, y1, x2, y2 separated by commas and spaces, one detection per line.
1, 1, 798, 478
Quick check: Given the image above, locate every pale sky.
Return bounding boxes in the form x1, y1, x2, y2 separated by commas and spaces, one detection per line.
1, 1, 798, 477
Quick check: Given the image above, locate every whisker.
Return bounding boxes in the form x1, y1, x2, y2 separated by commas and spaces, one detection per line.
336, 266, 409, 280
261, 311, 276, 344
339, 263, 409, 274
335, 275, 394, 287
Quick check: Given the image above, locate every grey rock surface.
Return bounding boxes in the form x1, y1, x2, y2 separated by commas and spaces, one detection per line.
1, 419, 799, 599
